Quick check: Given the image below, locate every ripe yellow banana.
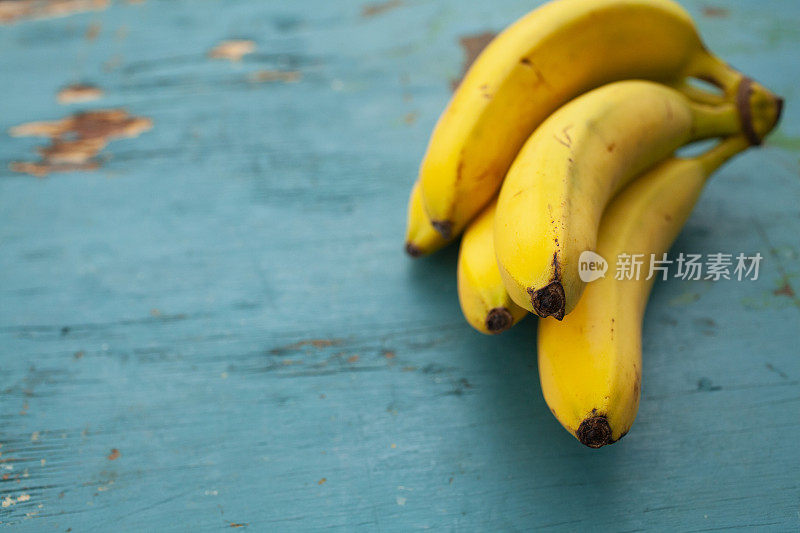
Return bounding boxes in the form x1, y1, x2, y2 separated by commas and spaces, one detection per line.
405, 181, 449, 257
538, 136, 751, 448
418, 0, 758, 241
495, 80, 780, 320
457, 198, 527, 334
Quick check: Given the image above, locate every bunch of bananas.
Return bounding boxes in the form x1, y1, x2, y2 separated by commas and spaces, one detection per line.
405, 0, 782, 448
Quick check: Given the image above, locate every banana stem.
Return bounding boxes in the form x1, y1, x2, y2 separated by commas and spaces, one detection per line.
690, 102, 741, 141
692, 136, 751, 176
673, 79, 727, 107
689, 52, 743, 96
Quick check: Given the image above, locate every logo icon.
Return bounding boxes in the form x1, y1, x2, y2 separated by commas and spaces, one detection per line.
579, 250, 608, 282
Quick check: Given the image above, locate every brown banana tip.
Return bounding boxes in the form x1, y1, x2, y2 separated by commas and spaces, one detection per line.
576, 415, 614, 449
431, 220, 453, 239
529, 282, 565, 320
774, 95, 785, 125
736, 77, 761, 146
405, 242, 423, 258
485, 307, 513, 333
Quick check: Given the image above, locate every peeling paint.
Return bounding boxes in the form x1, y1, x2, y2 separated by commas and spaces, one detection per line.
361, 0, 404, 18
451, 32, 496, 90
209, 40, 256, 62
0, 0, 108, 25
269, 339, 342, 355
247, 70, 302, 83
702, 6, 729, 18
773, 280, 795, 297
9, 109, 152, 177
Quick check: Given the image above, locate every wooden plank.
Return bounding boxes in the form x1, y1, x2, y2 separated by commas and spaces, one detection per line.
1, 0, 798, 529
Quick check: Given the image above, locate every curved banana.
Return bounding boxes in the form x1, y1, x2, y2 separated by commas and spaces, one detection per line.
458, 199, 527, 334
405, 181, 450, 257
495, 80, 780, 319
419, 0, 760, 240
538, 136, 751, 448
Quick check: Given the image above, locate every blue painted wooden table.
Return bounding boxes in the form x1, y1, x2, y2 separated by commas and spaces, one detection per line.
1, 0, 798, 530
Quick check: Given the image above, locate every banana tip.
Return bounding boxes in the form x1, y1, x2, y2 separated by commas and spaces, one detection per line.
576, 415, 613, 448
405, 242, 423, 258
485, 307, 513, 333
529, 282, 565, 320
775, 95, 785, 125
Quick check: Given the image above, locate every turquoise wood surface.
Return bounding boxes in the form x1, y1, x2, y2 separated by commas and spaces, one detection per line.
1, 0, 798, 530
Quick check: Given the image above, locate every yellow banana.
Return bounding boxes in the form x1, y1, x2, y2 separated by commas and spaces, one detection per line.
495, 80, 780, 320
457, 198, 527, 334
405, 181, 450, 257
418, 0, 760, 240
538, 136, 751, 448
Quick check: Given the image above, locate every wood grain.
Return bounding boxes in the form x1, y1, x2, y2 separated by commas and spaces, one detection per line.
1, 0, 799, 530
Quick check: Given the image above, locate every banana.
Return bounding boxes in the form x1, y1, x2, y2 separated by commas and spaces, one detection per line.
494, 80, 780, 320
458, 198, 527, 334
538, 136, 751, 448
405, 181, 450, 257
419, 0, 761, 241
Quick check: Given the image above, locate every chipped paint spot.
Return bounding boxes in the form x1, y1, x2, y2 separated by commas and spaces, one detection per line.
451, 32, 496, 90
247, 70, 302, 83
107, 448, 120, 460
209, 40, 256, 62
0, 0, 108, 25
40, 138, 107, 163
347, 355, 359, 363
317, 477, 326, 485
1, 493, 31, 507
11, 109, 151, 140
697, 377, 722, 392
702, 6, 729, 18
669, 291, 700, 306
269, 338, 342, 355
361, 0, 404, 18
85, 21, 100, 40
9, 109, 152, 177
229, 523, 247, 528
773, 280, 795, 297
58, 84, 104, 104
